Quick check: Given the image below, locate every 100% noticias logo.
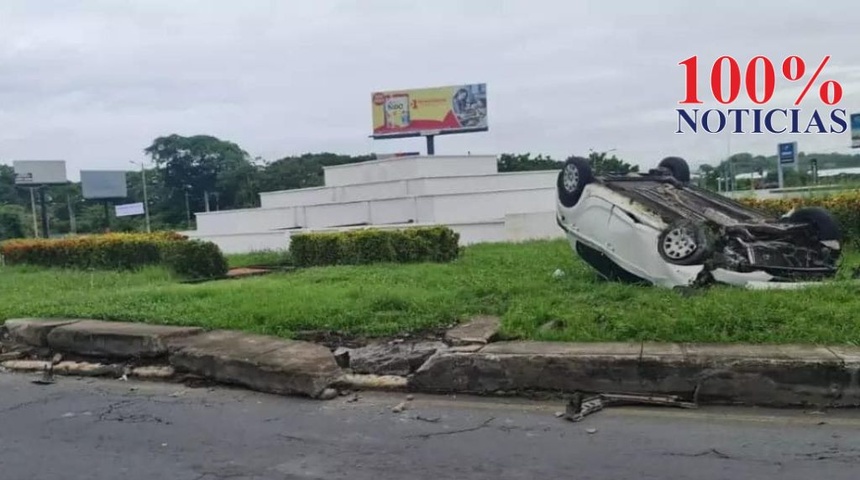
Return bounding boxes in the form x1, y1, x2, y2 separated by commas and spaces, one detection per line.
675, 55, 848, 135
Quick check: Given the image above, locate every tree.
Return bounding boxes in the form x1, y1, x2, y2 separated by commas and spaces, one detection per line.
583, 151, 638, 175
0, 205, 26, 240
143, 134, 256, 223
497, 153, 563, 172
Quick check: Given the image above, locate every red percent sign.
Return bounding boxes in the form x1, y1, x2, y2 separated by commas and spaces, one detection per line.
678, 55, 843, 106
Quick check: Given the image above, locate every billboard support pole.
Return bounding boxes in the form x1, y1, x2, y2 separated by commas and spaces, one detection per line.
38, 186, 49, 238
103, 200, 111, 231
29, 187, 38, 238
426, 135, 435, 155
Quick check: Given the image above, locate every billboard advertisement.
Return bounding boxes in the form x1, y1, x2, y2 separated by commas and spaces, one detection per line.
81, 170, 128, 199
115, 202, 144, 217
371, 83, 487, 138
12, 160, 67, 185
851, 113, 860, 148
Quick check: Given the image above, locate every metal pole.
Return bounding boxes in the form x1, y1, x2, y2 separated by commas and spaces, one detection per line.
38, 187, 49, 238
29, 187, 38, 237
67, 195, 76, 234
426, 135, 435, 155
185, 190, 191, 228
141, 164, 151, 233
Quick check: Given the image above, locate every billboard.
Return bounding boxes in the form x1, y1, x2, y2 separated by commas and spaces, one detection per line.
115, 202, 144, 217
851, 113, 860, 148
12, 160, 67, 185
81, 170, 128, 199
371, 83, 487, 138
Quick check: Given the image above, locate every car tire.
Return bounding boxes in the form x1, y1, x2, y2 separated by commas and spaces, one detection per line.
557, 156, 594, 208
657, 219, 712, 265
658, 156, 691, 183
782, 206, 843, 253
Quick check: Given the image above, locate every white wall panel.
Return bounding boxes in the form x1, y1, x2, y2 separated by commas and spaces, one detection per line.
194, 207, 297, 235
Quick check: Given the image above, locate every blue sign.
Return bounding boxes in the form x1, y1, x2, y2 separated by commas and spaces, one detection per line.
778, 142, 796, 165
851, 113, 860, 148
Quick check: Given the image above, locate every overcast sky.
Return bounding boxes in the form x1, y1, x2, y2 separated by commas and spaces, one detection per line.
1, 0, 859, 180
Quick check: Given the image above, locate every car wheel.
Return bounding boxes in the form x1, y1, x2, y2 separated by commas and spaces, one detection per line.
557, 156, 594, 208
658, 156, 691, 183
657, 219, 711, 265
781, 207, 843, 253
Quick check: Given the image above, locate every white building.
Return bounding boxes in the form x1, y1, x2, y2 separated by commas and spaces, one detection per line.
182, 154, 565, 254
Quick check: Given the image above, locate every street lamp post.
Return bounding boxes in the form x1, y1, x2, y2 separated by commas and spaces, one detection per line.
130, 161, 151, 233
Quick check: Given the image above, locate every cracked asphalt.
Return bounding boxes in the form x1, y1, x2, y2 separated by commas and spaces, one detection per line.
3, 373, 860, 479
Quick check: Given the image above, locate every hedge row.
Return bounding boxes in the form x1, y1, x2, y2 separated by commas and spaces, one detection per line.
0, 232, 228, 279
737, 190, 860, 245
290, 226, 460, 267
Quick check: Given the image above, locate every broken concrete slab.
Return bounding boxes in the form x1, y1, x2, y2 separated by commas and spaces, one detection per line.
348, 341, 447, 376
445, 315, 501, 346
46, 320, 203, 358
168, 330, 342, 398
409, 341, 857, 407
4, 318, 80, 347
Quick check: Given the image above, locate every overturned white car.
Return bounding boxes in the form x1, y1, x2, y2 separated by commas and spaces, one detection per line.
555, 156, 843, 289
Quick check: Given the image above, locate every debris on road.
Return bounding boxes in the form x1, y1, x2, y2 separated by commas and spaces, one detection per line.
319, 388, 339, 400
586, 428, 598, 434
32, 364, 55, 385
563, 392, 697, 422
392, 402, 407, 413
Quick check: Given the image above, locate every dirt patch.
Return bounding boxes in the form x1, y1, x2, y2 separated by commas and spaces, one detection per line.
226, 267, 272, 279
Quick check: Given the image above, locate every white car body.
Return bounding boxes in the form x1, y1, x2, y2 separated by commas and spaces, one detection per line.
554, 158, 841, 290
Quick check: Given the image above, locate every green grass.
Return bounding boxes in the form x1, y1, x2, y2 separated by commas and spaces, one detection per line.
2, 239, 860, 345
226, 250, 291, 268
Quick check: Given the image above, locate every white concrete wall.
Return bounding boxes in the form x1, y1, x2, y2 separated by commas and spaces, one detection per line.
189, 213, 563, 255
411, 170, 558, 196
504, 211, 565, 242
183, 230, 288, 254
323, 155, 497, 187
259, 170, 557, 209
199, 186, 557, 235
429, 187, 556, 224
259, 186, 334, 208
194, 207, 298, 235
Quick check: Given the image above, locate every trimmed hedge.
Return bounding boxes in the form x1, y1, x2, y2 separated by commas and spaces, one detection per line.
0, 231, 228, 279
161, 239, 229, 279
737, 191, 860, 245
290, 226, 460, 267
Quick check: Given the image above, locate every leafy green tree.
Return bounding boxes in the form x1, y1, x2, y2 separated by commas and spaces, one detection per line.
583, 151, 638, 175
143, 134, 256, 224
0, 205, 26, 240
497, 153, 563, 172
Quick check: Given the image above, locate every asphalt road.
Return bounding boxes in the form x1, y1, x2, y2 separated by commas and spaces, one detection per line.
2, 373, 860, 480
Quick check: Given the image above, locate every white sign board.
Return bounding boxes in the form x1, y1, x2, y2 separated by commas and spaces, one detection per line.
81, 170, 128, 199
115, 202, 144, 217
12, 160, 68, 185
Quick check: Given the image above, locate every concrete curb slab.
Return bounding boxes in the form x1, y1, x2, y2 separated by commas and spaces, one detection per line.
45, 320, 203, 358
4, 318, 81, 347
7, 318, 860, 407
168, 330, 342, 398
409, 341, 860, 407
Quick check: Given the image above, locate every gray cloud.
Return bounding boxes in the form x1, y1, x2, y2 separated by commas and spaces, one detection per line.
1, 0, 858, 180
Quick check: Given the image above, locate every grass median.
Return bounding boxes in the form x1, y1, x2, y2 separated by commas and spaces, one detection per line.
1, 239, 859, 345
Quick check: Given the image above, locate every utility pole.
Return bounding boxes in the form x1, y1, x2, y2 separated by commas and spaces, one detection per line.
130, 161, 151, 233
29, 187, 38, 237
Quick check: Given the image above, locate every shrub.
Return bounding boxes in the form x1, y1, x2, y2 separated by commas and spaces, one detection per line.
161, 239, 229, 279
0, 232, 175, 270
737, 191, 860, 245
290, 226, 460, 267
